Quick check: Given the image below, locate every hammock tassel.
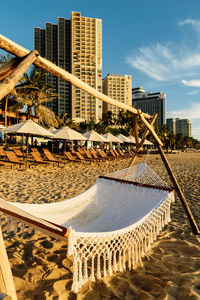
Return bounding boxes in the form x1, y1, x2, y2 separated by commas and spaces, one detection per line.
97, 254, 101, 279
108, 252, 113, 276
83, 258, 88, 284
72, 256, 78, 293
113, 251, 118, 273
67, 227, 76, 257
128, 248, 131, 270
103, 253, 107, 277
119, 250, 123, 272
78, 259, 83, 287
90, 257, 95, 282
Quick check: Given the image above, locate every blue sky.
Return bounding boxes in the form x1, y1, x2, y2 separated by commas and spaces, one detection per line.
1, 0, 200, 140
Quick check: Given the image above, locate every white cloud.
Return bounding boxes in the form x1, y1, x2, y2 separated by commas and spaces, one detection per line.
182, 79, 200, 87
187, 90, 199, 95
168, 102, 200, 120
178, 19, 200, 32
126, 18, 200, 83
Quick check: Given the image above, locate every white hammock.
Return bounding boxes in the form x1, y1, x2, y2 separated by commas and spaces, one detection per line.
0, 163, 174, 292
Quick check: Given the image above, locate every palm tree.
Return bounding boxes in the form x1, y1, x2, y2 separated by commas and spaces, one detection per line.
14, 67, 59, 128
0, 53, 18, 127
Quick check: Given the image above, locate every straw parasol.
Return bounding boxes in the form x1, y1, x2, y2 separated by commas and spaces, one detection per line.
115, 134, 133, 143
52, 126, 87, 141
83, 130, 107, 143
103, 132, 123, 143
4, 119, 54, 167
143, 139, 154, 146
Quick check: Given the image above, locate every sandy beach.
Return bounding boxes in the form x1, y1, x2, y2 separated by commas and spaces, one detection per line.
0, 152, 200, 300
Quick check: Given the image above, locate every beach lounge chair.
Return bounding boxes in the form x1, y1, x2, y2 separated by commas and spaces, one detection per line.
90, 149, 107, 160
64, 151, 82, 162
13, 148, 25, 157
72, 151, 91, 162
0, 160, 13, 168
0, 147, 6, 157
31, 148, 41, 155
113, 149, 120, 156
98, 149, 115, 160
83, 150, 97, 160
31, 152, 53, 165
42, 148, 64, 165
118, 149, 131, 157
5, 151, 26, 167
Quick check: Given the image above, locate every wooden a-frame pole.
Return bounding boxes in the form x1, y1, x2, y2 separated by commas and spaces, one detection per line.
129, 114, 158, 167
137, 114, 200, 235
0, 226, 17, 300
0, 50, 39, 101
0, 57, 21, 80
157, 144, 200, 234
133, 115, 140, 148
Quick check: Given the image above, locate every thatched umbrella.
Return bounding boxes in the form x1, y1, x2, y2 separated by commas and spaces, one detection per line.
115, 134, 133, 143
4, 119, 54, 168
103, 132, 123, 143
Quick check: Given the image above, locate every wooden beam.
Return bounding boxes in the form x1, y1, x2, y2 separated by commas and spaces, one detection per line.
0, 57, 20, 81
0, 50, 39, 101
139, 111, 163, 146
129, 114, 158, 167
157, 144, 200, 235
133, 115, 139, 148
0, 34, 151, 119
0, 226, 17, 300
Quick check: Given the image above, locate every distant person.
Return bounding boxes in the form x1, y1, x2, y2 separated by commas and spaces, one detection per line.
34, 139, 38, 146
66, 143, 70, 152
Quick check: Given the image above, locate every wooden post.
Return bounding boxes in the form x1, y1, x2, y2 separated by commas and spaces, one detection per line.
0, 50, 39, 101
157, 144, 200, 235
0, 226, 17, 300
0, 57, 20, 81
133, 115, 139, 147
129, 114, 158, 167
0, 34, 152, 119
139, 111, 163, 146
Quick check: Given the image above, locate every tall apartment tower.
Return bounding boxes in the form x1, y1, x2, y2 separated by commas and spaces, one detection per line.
176, 118, 191, 137
132, 87, 166, 127
103, 74, 132, 115
71, 12, 102, 122
34, 19, 71, 116
166, 118, 176, 133
34, 12, 102, 122
167, 118, 191, 137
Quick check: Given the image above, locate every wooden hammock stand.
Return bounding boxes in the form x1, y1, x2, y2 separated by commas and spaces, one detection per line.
0, 34, 199, 299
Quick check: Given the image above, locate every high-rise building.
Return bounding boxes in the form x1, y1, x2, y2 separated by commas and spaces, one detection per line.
167, 118, 191, 137
176, 118, 191, 137
103, 74, 132, 115
34, 11, 102, 122
166, 118, 176, 133
132, 87, 166, 127
71, 12, 102, 122
34, 19, 71, 117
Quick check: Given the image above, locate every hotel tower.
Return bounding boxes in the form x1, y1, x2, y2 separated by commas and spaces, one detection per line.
34, 11, 102, 122
103, 74, 132, 115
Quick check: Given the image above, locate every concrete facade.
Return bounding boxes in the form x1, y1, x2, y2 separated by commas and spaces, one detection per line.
103, 74, 132, 116
132, 87, 166, 127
